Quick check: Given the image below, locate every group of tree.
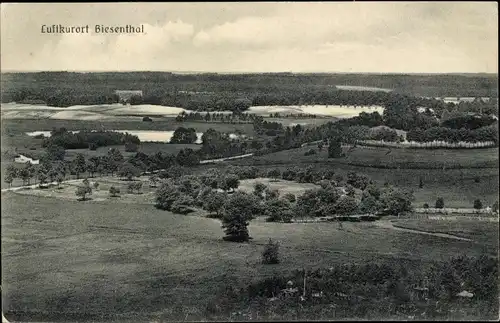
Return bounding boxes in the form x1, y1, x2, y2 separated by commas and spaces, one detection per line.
170, 127, 198, 144
42, 128, 141, 150
407, 124, 498, 144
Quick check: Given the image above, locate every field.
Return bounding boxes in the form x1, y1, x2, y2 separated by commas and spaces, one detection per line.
237, 178, 319, 196
1, 118, 256, 135
229, 148, 499, 208
247, 145, 499, 169
391, 218, 499, 249
2, 191, 498, 321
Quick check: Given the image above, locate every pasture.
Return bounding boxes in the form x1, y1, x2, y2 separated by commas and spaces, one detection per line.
391, 218, 499, 249
2, 191, 497, 321
248, 145, 499, 169
237, 178, 319, 196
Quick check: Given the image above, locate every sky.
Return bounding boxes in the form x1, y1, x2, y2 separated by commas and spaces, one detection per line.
0, 2, 497, 73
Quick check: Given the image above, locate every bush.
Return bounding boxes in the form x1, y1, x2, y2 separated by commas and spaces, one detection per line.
89, 142, 98, 151
473, 199, 483, 210
262, 239, 280, 264
423, 203, 429, 209
283, 193, 296, 203
171, 195, 195, 214
109, 186, 120, 197
142, 116, 153, 122
124, 142, 139, 152
304, 149, 316, 156
435, 197, 445, 209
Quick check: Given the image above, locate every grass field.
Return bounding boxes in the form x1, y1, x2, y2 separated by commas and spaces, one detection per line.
2, 191, 497, 321
237, 178, 319, 196
391, 218, 499, 249
248, 145, 499, 169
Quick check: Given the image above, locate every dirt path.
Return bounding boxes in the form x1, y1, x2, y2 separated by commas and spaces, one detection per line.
373, 220, 472, 242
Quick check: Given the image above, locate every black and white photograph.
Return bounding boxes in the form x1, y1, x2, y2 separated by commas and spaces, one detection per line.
1, 2, 498, 322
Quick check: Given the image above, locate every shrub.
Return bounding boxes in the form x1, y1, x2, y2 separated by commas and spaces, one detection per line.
283, 193, 296, 203
76, 185, 92, 201
171, 195, 195, 214
109, 186, 120, 197
262, 239, 280, 264
473, 199, 483, 210
304, 149, 316, 156
88, 142, 98, 151
124, 142, 139, 152
92, 181, 99, 190
474, 176, 481, 183
435, 197, 445, 209
142, 116, 153, 122
423, 203, 429, 209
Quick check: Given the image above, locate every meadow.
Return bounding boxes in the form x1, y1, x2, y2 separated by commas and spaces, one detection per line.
2, 191, 497, 321
247, 145, 499, 169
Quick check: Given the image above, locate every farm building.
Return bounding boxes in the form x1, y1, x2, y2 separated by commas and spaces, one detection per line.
14, 154, 39, 165
115, 90, 143, 103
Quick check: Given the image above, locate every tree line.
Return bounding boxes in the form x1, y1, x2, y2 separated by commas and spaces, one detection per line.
42, 128, 141, 150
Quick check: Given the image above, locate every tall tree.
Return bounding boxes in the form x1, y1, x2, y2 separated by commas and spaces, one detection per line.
221, 192, 260, 242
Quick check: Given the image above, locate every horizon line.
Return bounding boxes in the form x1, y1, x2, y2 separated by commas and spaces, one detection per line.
0, 69, 498, 76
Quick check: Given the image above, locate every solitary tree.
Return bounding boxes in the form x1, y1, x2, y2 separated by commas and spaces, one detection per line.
262, 239, 280, 264
473, 199, 483, 210
76, 185, 92, 201
221, 192, 260, 242
109, 186, 120, 197
328, 138, 343, 158
435, 197, 445, 209
419, 177, 424, 188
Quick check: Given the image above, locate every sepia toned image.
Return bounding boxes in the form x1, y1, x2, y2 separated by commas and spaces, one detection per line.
1, 2, 498, 322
